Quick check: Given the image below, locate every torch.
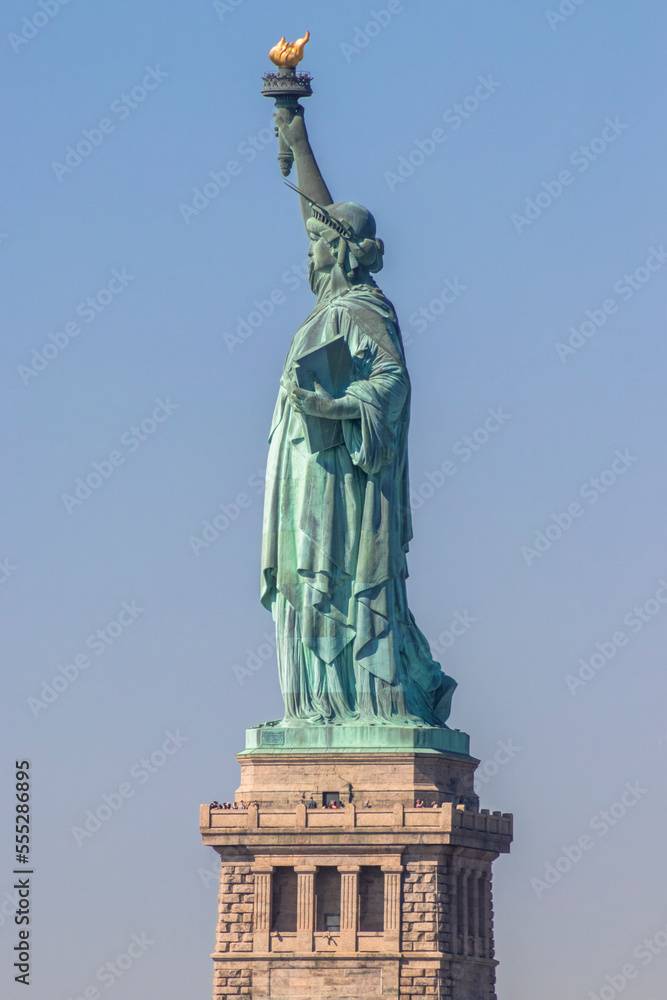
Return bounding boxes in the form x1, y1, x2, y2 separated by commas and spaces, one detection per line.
261, 31, 312, 177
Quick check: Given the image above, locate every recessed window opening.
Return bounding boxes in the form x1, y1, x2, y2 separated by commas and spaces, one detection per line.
271, 867, 297, 932
315, 867, 341, 932
359, 866, 384, 932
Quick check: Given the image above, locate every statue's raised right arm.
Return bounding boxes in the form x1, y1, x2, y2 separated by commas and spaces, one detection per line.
273, 109, 333, 228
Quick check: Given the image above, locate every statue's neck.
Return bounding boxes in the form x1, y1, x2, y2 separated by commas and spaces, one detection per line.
309, 262, 376, 304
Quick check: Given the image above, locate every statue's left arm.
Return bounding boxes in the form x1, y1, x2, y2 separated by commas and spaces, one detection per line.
290, 315, 409, 474
341, 334, 408, 475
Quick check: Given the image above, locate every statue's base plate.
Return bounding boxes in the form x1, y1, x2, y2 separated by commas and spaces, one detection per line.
243, 723, 470, 756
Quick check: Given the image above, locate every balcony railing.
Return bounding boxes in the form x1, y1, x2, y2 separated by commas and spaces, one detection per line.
200, 802, 512, 838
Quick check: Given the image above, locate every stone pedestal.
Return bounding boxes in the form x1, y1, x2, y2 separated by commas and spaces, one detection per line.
201, 729, 512, 1000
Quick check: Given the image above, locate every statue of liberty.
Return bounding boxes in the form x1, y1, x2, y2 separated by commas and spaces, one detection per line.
260, 98, 456, 729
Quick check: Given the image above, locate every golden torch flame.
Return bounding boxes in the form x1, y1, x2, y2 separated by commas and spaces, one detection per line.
269, 31, 310, 68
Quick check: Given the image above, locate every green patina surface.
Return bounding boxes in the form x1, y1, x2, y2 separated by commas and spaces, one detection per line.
257, 94, 459, 746
242, 724, 471, 756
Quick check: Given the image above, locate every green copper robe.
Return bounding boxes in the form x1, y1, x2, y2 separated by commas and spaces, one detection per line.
261, 281, 456, 727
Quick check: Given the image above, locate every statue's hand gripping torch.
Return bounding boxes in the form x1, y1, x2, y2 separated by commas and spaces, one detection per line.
261, 31, 312, 177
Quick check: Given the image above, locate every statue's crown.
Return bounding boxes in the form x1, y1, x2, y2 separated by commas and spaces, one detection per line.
284, 181, 355, 240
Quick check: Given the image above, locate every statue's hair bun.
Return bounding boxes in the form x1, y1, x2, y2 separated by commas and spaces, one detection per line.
351, 237, 384, 274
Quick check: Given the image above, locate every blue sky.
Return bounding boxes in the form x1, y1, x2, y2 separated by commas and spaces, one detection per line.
2, 2, 666, 998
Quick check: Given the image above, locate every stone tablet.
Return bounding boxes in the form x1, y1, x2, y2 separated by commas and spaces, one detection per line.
294, 334, 353, 452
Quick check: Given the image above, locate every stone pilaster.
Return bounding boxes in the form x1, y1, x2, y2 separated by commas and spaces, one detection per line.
449, 860, 459, 957
401, 861, 438, 952
473, 871, 484, 958
212, 964, 252, 1000
462, 868, 471, 956
212, 863, 254, 999
251, 866, 273, 953
295, 865, 316, 952
487, 869, 496, 961
339, 866, 360, 952
215, 864, 254, 955
382, 866, 403, 951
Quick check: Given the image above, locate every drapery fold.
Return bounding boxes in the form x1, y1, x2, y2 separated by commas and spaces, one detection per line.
261, 284, 456, 726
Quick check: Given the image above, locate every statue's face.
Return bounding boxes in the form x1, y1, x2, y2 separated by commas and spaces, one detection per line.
307, 221, 340, 272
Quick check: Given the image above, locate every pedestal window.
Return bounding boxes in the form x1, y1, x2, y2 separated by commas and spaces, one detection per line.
271, 867, 297, 932
359, 867, 385, 932
315, 867, 341, 931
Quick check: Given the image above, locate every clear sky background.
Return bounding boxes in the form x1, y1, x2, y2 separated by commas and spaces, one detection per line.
1, 1, 666, 998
